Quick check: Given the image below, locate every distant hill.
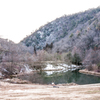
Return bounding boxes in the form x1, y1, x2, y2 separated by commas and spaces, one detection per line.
21, 7, 100, 64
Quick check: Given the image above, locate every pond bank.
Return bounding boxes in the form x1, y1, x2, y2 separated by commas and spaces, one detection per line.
79, 69, 100, 77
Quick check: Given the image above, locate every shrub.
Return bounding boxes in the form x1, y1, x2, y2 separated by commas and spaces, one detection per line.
71, 53, 82, 65
96, 22, 100, 30
86, 65, 93, 71
92, 64, 98, 72
97, 63, 100, 72
66, 52, 72, 61
64, 52, 82, 65
77, 33, 81, 37
86, 64, 98, 72
69, 33, 73, 38
63, 52, 72, 64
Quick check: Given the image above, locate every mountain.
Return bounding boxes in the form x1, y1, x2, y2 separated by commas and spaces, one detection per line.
21, 7, 100, 65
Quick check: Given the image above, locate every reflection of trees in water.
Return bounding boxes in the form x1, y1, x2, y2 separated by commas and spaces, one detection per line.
41, 70, 100, 85
17, 70, 100, 85
18, 73, 43, 84
42, 71, 77, 84
77, 74, 100, 85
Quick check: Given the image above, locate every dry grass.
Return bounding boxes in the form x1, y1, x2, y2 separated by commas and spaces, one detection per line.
0, 82, 100, 100
84, 89, 100, 94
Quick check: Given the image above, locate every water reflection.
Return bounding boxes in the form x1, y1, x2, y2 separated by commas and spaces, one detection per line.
18, 70, 100, 85
42, 70, 100, 85
44, 63, 80, 75
18, 63, 100, 85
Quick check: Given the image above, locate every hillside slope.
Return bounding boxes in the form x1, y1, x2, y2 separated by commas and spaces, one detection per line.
21, 7, 100, 64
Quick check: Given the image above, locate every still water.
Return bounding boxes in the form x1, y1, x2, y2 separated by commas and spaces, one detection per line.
18, 70, 100, 85
42, 70, 100, 85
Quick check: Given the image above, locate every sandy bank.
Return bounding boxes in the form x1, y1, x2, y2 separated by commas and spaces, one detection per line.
79, 69, 100, 77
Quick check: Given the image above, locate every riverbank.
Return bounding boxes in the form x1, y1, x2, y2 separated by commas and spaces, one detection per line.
79, 69, 100, 77
0, 81, 100, 100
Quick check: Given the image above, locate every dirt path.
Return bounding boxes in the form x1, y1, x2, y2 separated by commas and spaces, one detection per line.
0, 81, 100, 100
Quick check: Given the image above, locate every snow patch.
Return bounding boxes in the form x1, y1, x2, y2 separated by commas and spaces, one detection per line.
44, 63, 80, 75
24, 65, 33, 73
20, 64, 33, 73
37, 31, 44, 38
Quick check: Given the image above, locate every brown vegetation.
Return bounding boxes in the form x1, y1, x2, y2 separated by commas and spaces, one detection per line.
0, 81, 100, 100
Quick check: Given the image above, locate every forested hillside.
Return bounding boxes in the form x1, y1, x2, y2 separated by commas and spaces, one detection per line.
21, 7, 100, 66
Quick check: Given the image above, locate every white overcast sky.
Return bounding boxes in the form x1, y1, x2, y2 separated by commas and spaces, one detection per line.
0, 0, 100, 43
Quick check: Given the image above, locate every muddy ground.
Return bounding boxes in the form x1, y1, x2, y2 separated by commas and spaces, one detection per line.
0, 80, 100, 100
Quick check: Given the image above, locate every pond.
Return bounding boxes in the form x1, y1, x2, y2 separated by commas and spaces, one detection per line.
18, 69, 100, 85
16, 63, 100, 85
41, 70, 100, 85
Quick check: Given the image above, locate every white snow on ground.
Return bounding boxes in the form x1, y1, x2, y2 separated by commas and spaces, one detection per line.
37, 31, 44, 38
24, 65, 33, 73
44, 64, 55, 70
20, 64, 33, 73
44, 63, 80, 75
